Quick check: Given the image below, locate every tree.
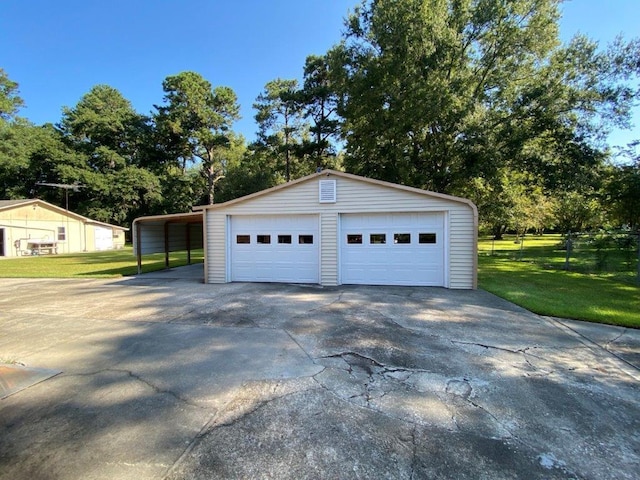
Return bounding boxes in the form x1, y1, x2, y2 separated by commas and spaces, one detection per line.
605, 145, 640, 229
155, 72, 240, 204
214, 140, 277, 203
254, 79, 306, 181
59, 86, 161, 224
0, 121, 32, 198
553, 191, 602, 233
60, 85, 148, 160
298, 55, 341, 169
326, 0, 639, 198
0, 122, 82, 201
0, 68, 24, 121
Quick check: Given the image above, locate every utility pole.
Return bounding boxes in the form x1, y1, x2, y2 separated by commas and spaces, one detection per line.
35, 182, 84, 254
35, 182, 83, 211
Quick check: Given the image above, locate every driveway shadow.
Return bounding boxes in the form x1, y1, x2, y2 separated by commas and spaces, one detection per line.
0, 279, 638, 480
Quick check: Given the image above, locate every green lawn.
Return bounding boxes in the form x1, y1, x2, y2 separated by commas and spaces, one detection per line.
0, 246, 203, 278
478, 235, 640, 328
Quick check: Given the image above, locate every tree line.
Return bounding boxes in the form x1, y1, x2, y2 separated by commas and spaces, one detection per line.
1, 0, 639, 236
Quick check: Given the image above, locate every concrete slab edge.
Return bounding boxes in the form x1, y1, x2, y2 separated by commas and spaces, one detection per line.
542, 316, 640, 382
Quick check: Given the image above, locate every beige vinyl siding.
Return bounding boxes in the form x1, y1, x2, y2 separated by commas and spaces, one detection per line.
449, 210, 476, 289
214, 176, 466, 215
206, 211, 227, 283
1, 203, 87, 255
2, 201, 127, 257
320, 213, 338, 286
203, 172, 477, 288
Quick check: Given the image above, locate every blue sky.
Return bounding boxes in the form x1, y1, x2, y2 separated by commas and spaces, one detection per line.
1, 0, 638, 147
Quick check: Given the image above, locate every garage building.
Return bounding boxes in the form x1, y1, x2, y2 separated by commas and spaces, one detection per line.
194, 170, 477, 289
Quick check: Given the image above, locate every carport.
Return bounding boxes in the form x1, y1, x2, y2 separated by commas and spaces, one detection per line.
132, 212, 203, 274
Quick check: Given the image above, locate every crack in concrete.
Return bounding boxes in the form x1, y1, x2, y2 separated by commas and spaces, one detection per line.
368, 306, 452, 338
521, 351, 555, 377
66, 368, 206, 410
288, 292, 347, 321
283, 329, 319, 365
544, 317, 640, 381
164, 380, 321, 480
450, 340, 528, 355
409, 425, 418, 480
321, 351, 386, 369
162, 412, 218, 480
458, 393, 555, 460
450, 341, 564, 377
311, 373, 439, 430
314, 354, 524, 452
605, 330, 628, 350
166, 306, 203, 324
208, 377, 325, 432
121, 369, 206, 409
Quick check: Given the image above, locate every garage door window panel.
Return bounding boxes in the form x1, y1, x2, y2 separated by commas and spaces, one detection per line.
257, 235, 271, 244
236, 235, 250, 244
278, 235, 292, 244
419, 233, 437, 244
347, 234, 363, 244
370, 234, 386, 244
299, 235, 314, 244
394, 233, 411, 244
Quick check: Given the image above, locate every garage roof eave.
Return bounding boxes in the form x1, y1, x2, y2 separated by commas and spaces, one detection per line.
132, 211, 203, 226
192, 169, 478, 215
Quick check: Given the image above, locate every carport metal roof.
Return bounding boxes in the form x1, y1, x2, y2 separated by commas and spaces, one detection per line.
132, 211, 203, 274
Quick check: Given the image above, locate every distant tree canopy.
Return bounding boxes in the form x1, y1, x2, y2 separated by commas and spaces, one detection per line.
0, 68, 24, 121
1, 0, 639, 235
154, 71, 241, 205
324, 0, 639, 235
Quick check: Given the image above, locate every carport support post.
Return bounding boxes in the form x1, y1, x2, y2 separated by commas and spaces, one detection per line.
164, 222, 170, 269
136, 222, 142, 275
186, 223, 191, 265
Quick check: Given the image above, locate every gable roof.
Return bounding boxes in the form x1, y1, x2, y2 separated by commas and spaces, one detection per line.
192, 169, 477, 214
0, 199, 35, 209
0, 199, 129, 231
132, 211, 202, 226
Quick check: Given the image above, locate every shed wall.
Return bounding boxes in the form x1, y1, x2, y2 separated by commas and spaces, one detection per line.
206, 213, 227, 283
135, 222, 203, 255
1, 204, 87, 256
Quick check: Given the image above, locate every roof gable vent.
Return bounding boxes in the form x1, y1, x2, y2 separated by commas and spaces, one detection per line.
319, 179, 337, 203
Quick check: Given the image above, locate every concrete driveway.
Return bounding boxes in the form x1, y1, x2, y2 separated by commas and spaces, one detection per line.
0, 270, 638, 480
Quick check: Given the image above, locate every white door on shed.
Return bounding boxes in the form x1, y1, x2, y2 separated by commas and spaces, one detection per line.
94, 226, 113, 251
340, 212, 445, 286
230, 215, 319, 283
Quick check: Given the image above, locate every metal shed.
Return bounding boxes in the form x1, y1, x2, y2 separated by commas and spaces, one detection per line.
132, 211, 203, 274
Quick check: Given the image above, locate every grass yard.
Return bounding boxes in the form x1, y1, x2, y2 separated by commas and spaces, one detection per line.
478, 235, 640, 328
0, 246, 203, 278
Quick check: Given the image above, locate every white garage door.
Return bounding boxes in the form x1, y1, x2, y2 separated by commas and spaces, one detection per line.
94, 226, 113, 251
230, 215, 319, 283
340, 212, 445, 286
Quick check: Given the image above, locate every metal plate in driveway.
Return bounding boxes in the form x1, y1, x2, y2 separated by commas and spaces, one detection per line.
0, 364, 61, 399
